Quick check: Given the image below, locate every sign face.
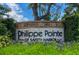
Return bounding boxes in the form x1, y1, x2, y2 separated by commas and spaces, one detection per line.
16, 28, 64, 42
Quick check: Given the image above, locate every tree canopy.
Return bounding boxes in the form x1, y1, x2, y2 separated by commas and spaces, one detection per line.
28, 3, 64, 21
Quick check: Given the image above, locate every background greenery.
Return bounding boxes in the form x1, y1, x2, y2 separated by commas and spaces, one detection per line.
0, 5, 15, 48
64, 14, 79, 41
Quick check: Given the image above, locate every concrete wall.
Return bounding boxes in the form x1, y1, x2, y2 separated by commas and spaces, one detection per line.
16, 21, 64, 42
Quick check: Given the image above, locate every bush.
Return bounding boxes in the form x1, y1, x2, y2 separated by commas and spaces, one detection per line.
0, 18, 15, 48
0, 23, 8, 35
0, 34, 12, 48
64, 14, 79, 41
0, 18, 16, 39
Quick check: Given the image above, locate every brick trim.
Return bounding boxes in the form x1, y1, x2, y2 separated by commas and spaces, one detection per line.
16, 21, 64, 29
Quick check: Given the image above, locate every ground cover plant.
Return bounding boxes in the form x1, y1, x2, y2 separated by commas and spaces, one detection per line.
0, 41, 79, 55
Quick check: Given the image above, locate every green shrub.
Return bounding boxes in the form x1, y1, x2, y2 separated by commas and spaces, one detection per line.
64, 14, 79, 41
0, 35, 12, 48
0, 23, 7, 35
0, 18, 16, 39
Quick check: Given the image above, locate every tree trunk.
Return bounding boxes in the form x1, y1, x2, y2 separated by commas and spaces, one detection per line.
32, 3, 40, 21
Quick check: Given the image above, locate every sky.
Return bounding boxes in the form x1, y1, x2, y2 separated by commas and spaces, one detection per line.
1, 3, 66, 22
1, 3, 34, 22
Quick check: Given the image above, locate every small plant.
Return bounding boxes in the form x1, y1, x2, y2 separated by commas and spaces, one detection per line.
0, 34, 12, 48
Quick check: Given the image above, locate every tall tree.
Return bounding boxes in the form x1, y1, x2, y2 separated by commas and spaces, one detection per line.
63, 3, 79, 19
0, 4, 15, 39
0, 4, 11, 18
28, 3, 53, 21
28, 3, 64, 21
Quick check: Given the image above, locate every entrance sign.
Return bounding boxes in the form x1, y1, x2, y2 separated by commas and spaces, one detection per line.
16, 21, 64, 42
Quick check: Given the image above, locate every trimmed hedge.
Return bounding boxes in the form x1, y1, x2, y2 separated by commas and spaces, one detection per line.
64, 14, 79, 41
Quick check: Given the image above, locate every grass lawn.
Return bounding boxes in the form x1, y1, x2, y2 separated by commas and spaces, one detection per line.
0, 42, 79, 55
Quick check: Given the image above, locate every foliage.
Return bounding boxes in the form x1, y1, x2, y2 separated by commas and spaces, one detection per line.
0, 4, 11, 19
0, 5, 10, 11
64, 14, 79, 41
63, 3, 79, 20
0, 4, 11, 15
28, 3, 63, 21
0, 22, 12, 48
0, 41, 79, 55
0, 4, 15, 48
63, 3, 79, 41
0, 23, 8, 35
0, 18, 16, 39
0, 35, 12, 48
